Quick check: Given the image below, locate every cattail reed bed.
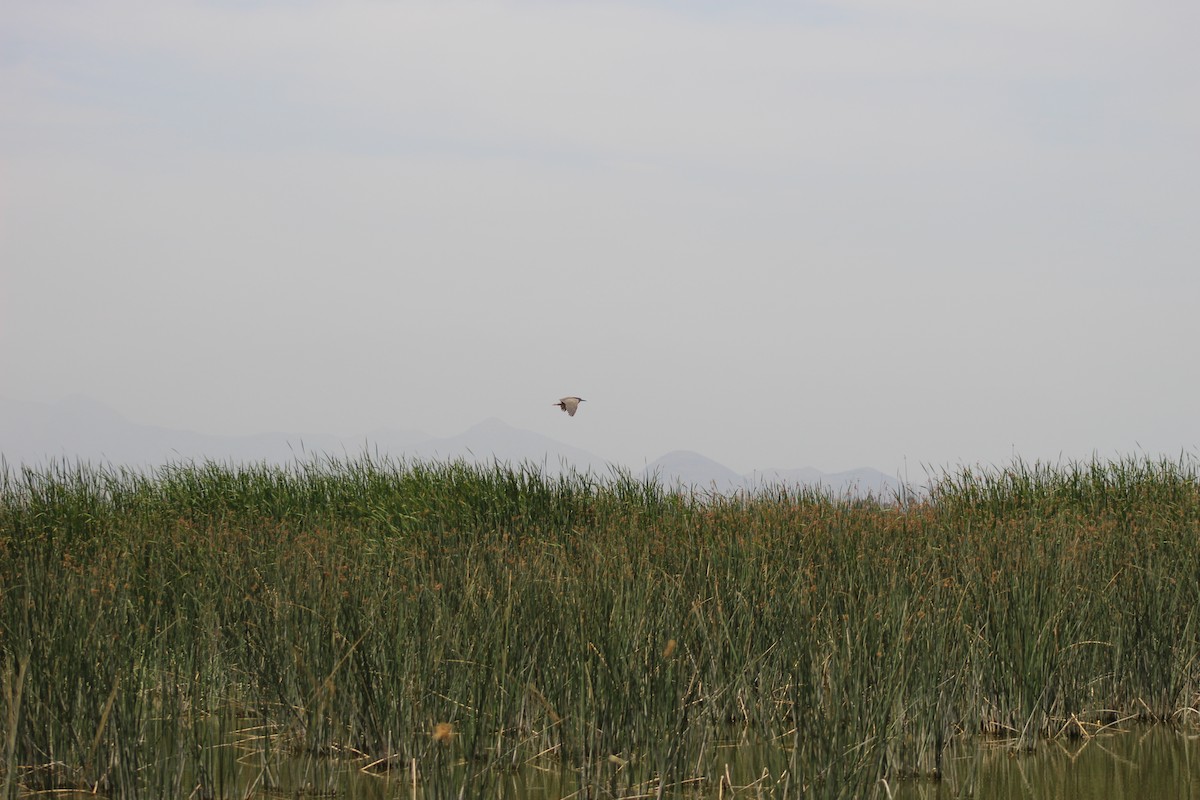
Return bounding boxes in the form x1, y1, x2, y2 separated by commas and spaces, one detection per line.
1, 456, 1198, 798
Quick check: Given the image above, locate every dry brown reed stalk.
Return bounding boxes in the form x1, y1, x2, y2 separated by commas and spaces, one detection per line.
1, 654, 29, 800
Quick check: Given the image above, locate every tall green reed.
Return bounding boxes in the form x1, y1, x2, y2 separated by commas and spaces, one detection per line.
1, 455, 1197, 798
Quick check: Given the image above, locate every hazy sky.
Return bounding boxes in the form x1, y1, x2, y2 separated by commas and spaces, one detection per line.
3, 1, 1198, 475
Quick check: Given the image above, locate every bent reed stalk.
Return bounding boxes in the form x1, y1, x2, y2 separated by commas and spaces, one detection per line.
0, 455, 1198, 798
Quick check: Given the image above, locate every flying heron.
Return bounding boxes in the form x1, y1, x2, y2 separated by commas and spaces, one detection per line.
555, 396, 585, 416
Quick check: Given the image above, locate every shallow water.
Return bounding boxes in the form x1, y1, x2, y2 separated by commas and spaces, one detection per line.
167, 726, 1200, 799
893, 726, 1200, 800
327, 726, 1200, 799
270, 728, 1198, 799
26, 725, 1198, 798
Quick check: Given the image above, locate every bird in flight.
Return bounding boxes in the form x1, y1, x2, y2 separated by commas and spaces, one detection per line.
555, 396, 586, 416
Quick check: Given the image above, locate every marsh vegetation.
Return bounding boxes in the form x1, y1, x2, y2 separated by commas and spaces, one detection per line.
1, 456, 1198, 798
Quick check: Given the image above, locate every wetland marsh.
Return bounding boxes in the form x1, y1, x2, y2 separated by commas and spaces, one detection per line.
1, 456, 1198, 798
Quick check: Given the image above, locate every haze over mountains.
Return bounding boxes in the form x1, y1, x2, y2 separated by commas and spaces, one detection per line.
1, 395, 902, 496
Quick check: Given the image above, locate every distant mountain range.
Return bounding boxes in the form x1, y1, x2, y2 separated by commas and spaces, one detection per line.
1, 395, 902, 496
642, 450, 901, 497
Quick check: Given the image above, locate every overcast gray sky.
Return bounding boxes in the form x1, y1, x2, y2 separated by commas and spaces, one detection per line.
2, 0, 1198, 475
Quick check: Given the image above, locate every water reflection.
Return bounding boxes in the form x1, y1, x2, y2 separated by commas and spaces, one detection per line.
118, 724, 1200, 798
895, 726, 1200, 800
